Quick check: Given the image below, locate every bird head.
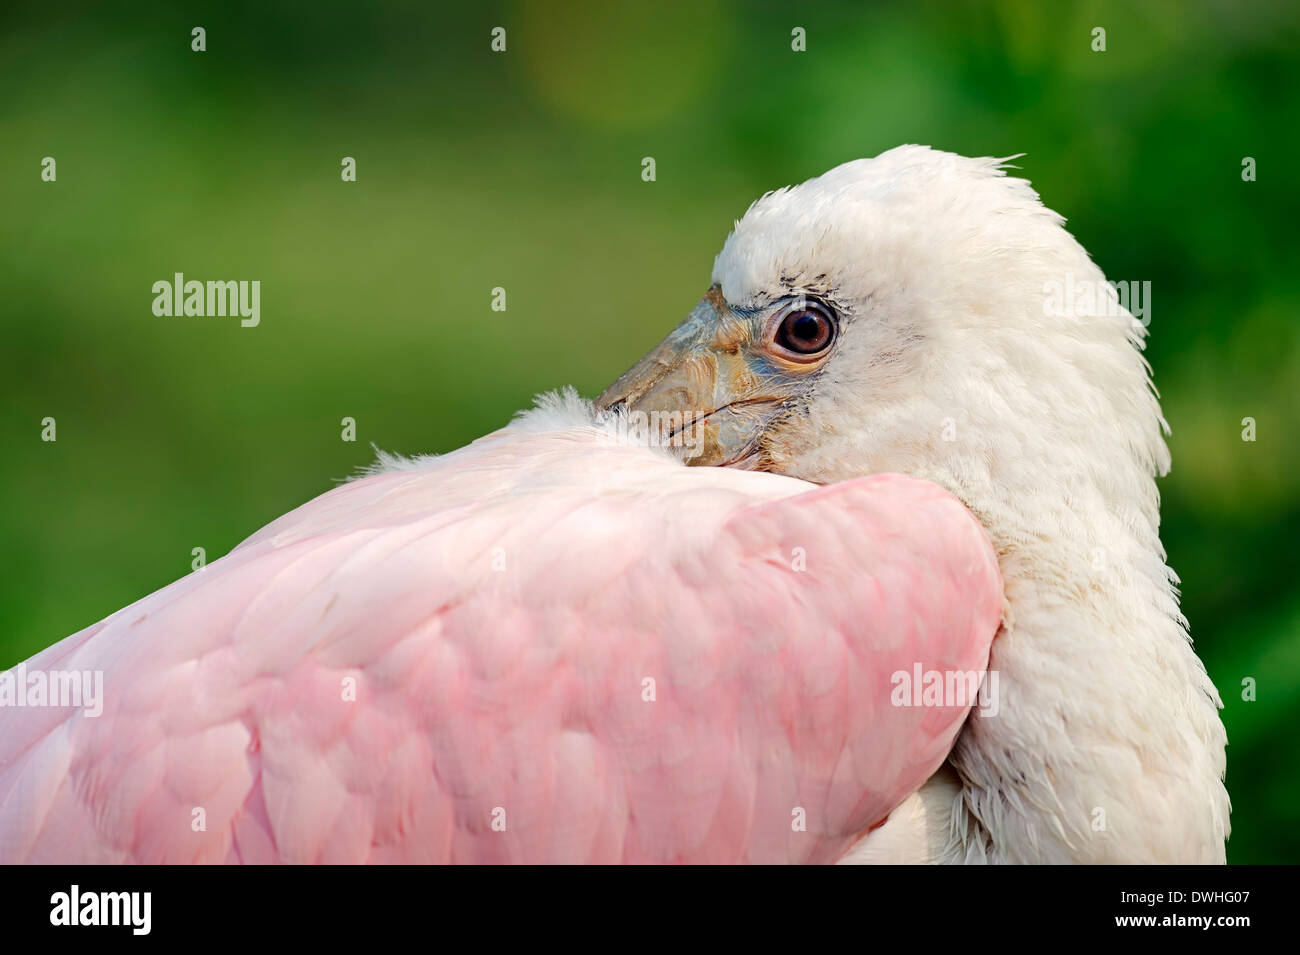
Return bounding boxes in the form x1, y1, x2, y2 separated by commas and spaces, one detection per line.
598, 145, 1167, 532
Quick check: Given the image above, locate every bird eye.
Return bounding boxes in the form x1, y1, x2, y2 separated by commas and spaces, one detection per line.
772, 302, 836, 359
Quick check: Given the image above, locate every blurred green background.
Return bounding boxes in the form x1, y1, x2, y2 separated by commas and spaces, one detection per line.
2, 0, 1297, 862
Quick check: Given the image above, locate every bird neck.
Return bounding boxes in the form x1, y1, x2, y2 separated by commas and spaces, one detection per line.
941, 472, 1230, 862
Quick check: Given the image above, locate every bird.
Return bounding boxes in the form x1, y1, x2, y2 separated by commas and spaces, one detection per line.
0, 145, 1228, 864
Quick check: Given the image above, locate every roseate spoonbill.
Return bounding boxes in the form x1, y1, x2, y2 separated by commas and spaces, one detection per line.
0, 146, 1228, 863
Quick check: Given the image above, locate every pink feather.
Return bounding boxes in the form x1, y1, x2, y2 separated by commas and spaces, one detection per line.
0, 420, 1001, 863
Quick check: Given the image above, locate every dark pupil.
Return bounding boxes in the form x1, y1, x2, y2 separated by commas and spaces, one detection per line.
790, 313, 821, 343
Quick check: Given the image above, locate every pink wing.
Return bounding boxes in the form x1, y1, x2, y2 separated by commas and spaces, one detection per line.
0, 420, 1001, 863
